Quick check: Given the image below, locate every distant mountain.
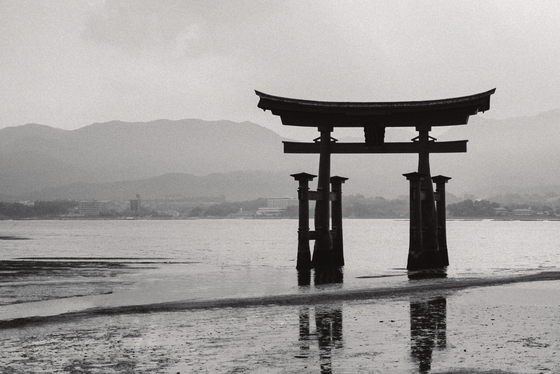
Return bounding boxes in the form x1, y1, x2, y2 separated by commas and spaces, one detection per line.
21, 171, 297, 202
0, 119, 315, 200
0, 119, 298, 182
1, 111, 560, 202
434, 109, 560, 198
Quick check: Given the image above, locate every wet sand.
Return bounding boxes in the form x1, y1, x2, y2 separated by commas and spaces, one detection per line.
1, 272, 560, 373
0, 260, 145, 306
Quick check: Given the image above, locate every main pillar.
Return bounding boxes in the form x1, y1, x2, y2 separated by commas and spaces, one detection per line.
432, 175, 451, 266
415, 127, 444, 269
312, 126, 334, 268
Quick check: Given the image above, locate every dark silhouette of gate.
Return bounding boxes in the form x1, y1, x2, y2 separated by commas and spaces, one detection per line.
256, 89, 495, 271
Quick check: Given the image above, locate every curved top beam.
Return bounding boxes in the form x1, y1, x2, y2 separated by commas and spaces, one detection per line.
255, 88, 496, 128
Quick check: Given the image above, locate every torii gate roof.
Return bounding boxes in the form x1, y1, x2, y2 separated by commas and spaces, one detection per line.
255, 89, 495, 128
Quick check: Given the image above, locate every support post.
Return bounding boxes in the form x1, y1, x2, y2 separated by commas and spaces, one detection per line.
330, 176, 348, 267
291, 172, 316, 271
432, 175, 452, 266
404, 172, 425, 270
313, 127, 334, 268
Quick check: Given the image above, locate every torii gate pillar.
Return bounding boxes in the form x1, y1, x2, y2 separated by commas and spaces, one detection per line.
416, 127, 440, 259
292, 171, 347, 271
312, 127, 334, 268
404, 172, 425, 266
331, 176, 348, 267
433, 175, 452, 266
291, 172, 316, 270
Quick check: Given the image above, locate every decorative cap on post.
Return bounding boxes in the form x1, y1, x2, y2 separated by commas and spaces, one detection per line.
291, 172, 317, 182
432, 175, 452, 184
403, 172, 427, 181
330, 176, 349, 184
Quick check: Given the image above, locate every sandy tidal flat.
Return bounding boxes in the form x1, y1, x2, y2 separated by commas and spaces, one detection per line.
1, 279, 559, 373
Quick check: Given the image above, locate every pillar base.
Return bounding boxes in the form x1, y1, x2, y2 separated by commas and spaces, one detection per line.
439, 246, 449, 267
297, 269, 311, 286
407, 249, 445, 271
297, 250, 312, 271
311, 231, 333, 268
408, 267, 447, 280
314, 266, 343, 285
311, 248, 334, 269
297, 229, 312, 270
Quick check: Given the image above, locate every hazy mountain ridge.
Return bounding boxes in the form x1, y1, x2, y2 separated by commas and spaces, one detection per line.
437, 108, 560, 197
0, 119, 315, 200
22, 171, 296, 202
1, 110, 560, 202
1, 119, 298, 180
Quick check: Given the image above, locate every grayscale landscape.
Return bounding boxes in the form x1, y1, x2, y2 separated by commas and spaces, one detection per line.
2, 2, 560, 373
2, 109, 560, 203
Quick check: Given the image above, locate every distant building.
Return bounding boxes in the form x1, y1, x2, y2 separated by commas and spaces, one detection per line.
79, 201, 109, 216
266, 197, 298, 209
494, 207, 508, 216
256, 197, 298, 217
130, 197, 141, 213
228, 208, 255, 219
513, 208, 534, 216
256, 207, 286, 217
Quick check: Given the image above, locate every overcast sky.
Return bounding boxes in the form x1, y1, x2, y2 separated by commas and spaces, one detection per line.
1, 1, 559, 138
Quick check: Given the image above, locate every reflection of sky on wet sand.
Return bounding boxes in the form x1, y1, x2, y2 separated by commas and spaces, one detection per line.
298, 269, 447, 374
295, 297, 447, 374
1, 282, 560, 372
301, 268, 440, 373
3, 220, 560, 371
290, 285, 559, 373
2, 258, 560, 372
295, 274, 560, 373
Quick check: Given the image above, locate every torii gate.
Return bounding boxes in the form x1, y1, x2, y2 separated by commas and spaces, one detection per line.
256, 89, 495, 271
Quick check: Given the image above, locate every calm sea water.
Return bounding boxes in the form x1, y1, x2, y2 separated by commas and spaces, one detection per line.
1, 218, 559, 319
2, 218, 559, 273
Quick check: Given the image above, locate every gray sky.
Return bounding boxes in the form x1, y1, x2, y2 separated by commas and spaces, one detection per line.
1, 0, 559, 139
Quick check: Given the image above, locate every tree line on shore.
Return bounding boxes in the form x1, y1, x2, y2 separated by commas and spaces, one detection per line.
0, 201, 77, 219
0, 196, 409, 219
1, 194, 559, 219
446, 198, 558, 217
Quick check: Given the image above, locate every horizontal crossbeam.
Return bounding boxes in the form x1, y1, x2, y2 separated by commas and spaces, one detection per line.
283, 140, 467, 154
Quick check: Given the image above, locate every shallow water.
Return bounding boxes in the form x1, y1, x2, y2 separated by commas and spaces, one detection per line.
3, 219, 559, 272
2, 219, 560, 373
1, 219, 559, 320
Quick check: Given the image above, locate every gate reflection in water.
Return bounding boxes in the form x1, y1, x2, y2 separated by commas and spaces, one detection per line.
297, 268, 448, 373
299, 305, 343, 374
298, 267, 344, 373
410, 297, 447, 373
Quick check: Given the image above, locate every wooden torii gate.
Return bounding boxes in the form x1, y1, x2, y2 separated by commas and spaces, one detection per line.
256, 89, 495, 271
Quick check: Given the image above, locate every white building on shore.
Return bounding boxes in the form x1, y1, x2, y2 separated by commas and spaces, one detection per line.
256, 197, 298, 217
79, 201, 109, 217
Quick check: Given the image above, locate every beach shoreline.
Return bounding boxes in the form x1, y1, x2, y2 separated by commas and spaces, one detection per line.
2, 218, 560, 372
1, 272, 560, 373
2, 270, 560, 329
